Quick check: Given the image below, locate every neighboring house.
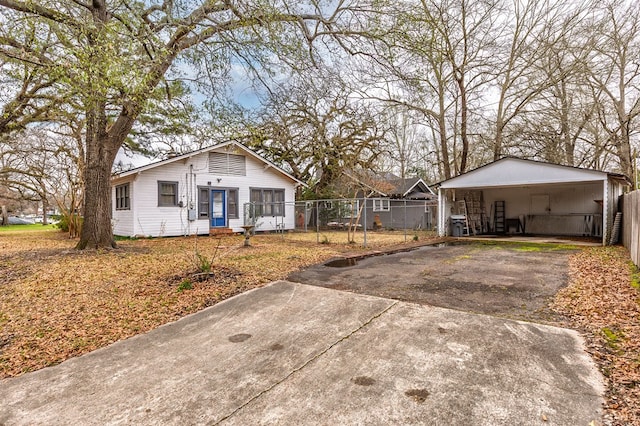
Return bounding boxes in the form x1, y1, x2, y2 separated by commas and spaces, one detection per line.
111, 141, 305, 237
436, 157, 631, 245
303, 172, 437, 231
385, 176, 436, 200
364, 176, 437, 230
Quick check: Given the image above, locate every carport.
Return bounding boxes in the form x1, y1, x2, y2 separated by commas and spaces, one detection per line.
437, 157, 630, 245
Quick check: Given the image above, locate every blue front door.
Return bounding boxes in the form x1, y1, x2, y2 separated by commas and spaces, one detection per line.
211, 190, 226, 227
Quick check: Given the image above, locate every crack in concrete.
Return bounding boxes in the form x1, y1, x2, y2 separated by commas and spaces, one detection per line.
212, 301, 398, 425
285, 283, 297, 305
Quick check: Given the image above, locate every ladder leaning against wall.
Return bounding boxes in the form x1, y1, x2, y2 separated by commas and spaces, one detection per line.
494, 200, 505, 234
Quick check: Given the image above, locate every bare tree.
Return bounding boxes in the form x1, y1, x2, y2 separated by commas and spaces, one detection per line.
248, 69, 388, 197
585, 1, 640, 183
378, 107, 425, 179
351, 0, 502, 178
352, 2, 457, 179
507, 12, 597, 166
0, 127, 83, 229
489, 0, 591, 160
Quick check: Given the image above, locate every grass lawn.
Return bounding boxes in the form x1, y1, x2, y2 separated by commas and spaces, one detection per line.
0, 228, 638, 423
0, 224, 57, 233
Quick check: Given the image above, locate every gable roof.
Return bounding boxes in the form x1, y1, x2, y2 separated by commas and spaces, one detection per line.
387, 177, 435, 198
112, 141, 306, 186
341, 171, 436, 199
439, 157, 630, 189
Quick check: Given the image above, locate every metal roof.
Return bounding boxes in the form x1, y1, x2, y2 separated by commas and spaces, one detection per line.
439, 157, 631, 189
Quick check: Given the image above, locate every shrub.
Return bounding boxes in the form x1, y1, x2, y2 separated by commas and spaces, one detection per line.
56, 214, 83, 235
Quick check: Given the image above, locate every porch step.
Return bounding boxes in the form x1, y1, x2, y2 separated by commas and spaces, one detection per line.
209, 227, 234, 236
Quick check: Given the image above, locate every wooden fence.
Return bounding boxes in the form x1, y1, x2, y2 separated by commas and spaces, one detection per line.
623, 190, 640, 267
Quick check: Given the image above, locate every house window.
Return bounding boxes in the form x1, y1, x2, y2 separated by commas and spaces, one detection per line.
372, 198, 390, 212
339, 200, 359, 218
273, 189, 284, 216
250, 188, 285, 216
158, 181, 178, 206
228, 189, 239, 219
115, 184, 130, 210
198, 187, 209, 218
320, 200, 333, 210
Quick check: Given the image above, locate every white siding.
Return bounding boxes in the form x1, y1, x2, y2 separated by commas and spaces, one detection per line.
112, 148, 299, 237
482, 183, 604, 237
482, 183, 603, 218
112, 179, 135, 237
131, 160, 194, 237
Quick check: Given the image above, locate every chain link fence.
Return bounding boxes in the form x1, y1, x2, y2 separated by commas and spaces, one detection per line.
244, 198, 438, 246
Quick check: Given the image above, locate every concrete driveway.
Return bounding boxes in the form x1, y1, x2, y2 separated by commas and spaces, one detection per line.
0, 281, 603, 425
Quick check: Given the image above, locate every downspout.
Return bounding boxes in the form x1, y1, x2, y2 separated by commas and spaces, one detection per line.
132, 172, 140, 237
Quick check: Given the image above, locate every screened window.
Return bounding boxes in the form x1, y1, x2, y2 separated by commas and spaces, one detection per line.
263, 190, 274, 215
273, 189, 285, 216
158, 181, 178, 206
228, 189, 239, 219
372, 198, 390, 212
250, 189, 263, 216
198, 187, 209, 218
339, 200, 359, 218
250, 188, 285, 217
115, 184, 130, 210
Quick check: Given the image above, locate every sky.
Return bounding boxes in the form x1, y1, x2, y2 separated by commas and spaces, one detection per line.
115, 59, 264, 170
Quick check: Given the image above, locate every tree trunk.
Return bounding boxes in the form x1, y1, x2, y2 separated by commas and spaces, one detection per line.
75, 134, 119, 249
436, 83, 451, 179
494, 87, 507, 161
41, 197, 49, 225
457, 72, 469, 174
616, 124, 633, 180
1, 205, 7, 226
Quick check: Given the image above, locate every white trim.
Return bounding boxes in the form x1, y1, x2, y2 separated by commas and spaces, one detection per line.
112, 141, 306, 187
403, 178, 436, 197
372, 198, 390, 212
602, 180, 608, 246
438, 187, 445, 237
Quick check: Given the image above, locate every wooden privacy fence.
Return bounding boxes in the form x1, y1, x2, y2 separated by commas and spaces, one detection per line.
622, 190, 640, 267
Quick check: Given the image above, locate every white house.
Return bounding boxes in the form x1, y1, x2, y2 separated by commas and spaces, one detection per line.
437, 157, 631, 245
111, 141, 305, 237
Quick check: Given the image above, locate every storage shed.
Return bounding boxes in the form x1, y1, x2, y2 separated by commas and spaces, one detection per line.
437, 157, 630, 245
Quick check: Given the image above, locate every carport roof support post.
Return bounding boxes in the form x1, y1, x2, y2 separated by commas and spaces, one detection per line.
438, 187, 445, 237
603, 179, 608, 246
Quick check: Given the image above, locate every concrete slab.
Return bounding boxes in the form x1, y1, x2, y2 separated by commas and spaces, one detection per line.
0, 281, 603, 425
288, 241, 576, 323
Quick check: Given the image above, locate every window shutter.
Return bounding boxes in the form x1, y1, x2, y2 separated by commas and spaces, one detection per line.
209, 152, 246, 176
